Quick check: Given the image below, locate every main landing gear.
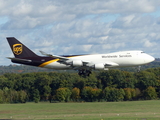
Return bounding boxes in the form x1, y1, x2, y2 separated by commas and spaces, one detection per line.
78, 69, 92, 77
137, 66, 141, 72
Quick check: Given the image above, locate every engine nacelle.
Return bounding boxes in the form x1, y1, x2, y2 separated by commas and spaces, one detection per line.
71, 60, 83, 67
93, 63, 105, 70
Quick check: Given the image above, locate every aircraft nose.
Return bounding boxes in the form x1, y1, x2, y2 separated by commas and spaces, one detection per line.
150, 56, 155, 62
145, 55, 155, 63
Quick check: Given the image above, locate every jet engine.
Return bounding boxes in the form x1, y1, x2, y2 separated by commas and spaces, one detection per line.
72, 60, 83, 66
93, 63, 105, 70
66, 60, 83, 67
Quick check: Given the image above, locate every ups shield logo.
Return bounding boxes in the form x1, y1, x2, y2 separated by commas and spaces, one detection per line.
13, 44, 23, 55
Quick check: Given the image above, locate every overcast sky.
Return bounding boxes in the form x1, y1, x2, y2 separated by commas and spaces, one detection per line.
0, 0, 160, 65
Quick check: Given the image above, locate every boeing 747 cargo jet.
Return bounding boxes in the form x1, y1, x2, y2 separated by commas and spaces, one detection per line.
6, 37, 155, 76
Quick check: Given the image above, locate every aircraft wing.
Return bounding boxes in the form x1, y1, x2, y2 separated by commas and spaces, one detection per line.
40, 51, 90, 66
39, 51, 68, 60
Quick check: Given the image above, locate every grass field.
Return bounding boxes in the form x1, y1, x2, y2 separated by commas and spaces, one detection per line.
0, 100, 160, 120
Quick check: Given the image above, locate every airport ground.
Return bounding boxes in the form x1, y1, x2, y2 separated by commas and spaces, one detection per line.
0, 100, 160, 120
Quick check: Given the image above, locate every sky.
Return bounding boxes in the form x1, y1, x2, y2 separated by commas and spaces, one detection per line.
0, 0, 160, 65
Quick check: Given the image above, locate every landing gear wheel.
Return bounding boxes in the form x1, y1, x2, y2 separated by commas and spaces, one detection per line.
78, 69, 92, 77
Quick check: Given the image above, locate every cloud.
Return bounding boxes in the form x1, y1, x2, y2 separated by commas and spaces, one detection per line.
1, 0, 160, 30
0, 0, 160, 65
144, 39, 156, 48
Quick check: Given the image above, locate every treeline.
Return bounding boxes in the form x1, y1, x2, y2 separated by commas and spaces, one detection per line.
0, 65, 53, 75
0, 67, 160, 103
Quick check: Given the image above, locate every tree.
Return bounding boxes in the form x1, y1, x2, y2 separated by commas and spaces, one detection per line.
81, 86, 102, 102
0, 75, 10, 89
121, 71, 137, 88
146, 68, 160, 80
85, 74, 98, 88
43, 85, 51, 100
73, 78, 86, 90
0, 89, 4, 103
56, 88, 71, 102
9, 89, 18, 103
3, 87, 10, 103
97, 70, 126, 89
123, 88, 136, 100
34, 73, 52, 100
90, 88, 102, 102
134, 88, 141, 100
21, 74, 35, 91
118, 88, 125, 101
81, 86, 92, 102
103, 87, 125, 102
124, 88, 132, 100
18, 90, 27, 103
143, 86, 157, 100
135, 71, 157, 90
33, 89, 40, 103
71, 87, 80, 101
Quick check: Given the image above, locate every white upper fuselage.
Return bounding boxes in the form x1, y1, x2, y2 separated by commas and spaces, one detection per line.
42, 50, 155, 70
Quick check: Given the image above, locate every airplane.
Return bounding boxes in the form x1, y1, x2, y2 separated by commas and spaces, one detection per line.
6, 37, 155, 76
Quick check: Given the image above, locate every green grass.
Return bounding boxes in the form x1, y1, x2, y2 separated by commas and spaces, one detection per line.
0, 100, 160, 120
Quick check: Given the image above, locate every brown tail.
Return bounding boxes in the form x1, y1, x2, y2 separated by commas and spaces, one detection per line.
6, 37, 38, 58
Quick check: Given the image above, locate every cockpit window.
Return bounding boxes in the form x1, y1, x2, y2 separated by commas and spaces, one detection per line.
141, 52, 145, 53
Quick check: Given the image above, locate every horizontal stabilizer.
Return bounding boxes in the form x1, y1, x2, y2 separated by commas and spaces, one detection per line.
7, 57, 32, 62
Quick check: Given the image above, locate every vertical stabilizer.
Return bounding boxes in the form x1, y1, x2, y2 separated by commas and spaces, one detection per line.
7, 37, 38, 58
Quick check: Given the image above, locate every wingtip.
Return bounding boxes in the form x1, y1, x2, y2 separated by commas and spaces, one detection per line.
39, 50, 46, 55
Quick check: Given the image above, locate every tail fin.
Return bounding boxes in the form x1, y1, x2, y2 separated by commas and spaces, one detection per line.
7, 37, 38, 58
